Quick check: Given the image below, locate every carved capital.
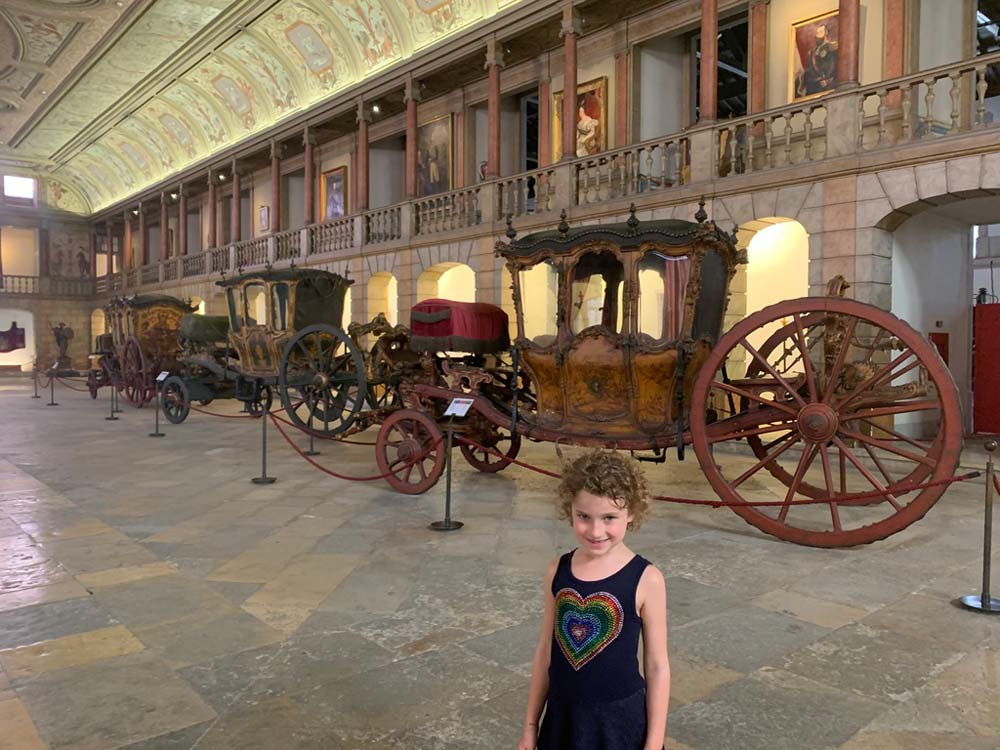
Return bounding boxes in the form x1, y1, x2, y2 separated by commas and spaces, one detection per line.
270, 140, 285, 161
485, 37, 505, 69
303, 127, 317, 147
356, 99, 371, 124
403, 76, 422, 104
560, 6, 581, 38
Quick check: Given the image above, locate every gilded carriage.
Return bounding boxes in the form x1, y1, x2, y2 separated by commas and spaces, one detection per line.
161, 268, 367, 430
88, 294, 195, 406
372, 207, 962, 548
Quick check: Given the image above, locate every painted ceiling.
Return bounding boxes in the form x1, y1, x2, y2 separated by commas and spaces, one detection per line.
0, 0, 523, 215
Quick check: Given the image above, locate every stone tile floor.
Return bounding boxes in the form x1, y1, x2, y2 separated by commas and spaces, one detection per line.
0, 378, 997, 749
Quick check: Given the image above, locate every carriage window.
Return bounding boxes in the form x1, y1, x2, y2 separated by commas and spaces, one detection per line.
244, 283, 266, 327
570, 251, 624, 334
271, 283, 289, 331
518, 259, 559, 345
638, 252, 691, 342
227, 288, 243, 332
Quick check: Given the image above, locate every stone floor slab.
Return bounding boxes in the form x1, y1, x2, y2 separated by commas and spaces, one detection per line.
0, 623, 144, 681
0, 596, 117, 650
0, 696, 46, 750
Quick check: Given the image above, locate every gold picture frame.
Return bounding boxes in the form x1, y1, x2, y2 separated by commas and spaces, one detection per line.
552, 76, 608, 161
417, 114, 453, 197
789, 10, 840, 102
319, 166, 348, 221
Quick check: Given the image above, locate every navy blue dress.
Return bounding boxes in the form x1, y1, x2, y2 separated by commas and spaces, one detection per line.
538, 550, 651, 750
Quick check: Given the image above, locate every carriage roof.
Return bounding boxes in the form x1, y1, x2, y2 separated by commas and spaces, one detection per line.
104, 294, 195, 312
496, 211, 737, 260
215, 267, 354, 288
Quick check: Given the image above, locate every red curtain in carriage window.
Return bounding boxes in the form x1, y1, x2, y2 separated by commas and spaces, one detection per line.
663, 257, 691, 341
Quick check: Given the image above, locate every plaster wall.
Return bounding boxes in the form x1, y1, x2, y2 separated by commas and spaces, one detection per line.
285, 170, 305, 230
1, 226, 39, 276
370, 140, 406, 208
636, 35, 687, 140
891, 212, 972, 430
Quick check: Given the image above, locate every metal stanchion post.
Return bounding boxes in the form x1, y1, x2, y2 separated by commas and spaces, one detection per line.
47, 374, 58, 406
251, 401, 277, 484
430, 417, 463, 531
958, 440, 1000, 615
149, 382, 165, 438
112, 384, 122, 414
32, 369, 40, 399
303, 416, 320, 457
105, 384, 118, 422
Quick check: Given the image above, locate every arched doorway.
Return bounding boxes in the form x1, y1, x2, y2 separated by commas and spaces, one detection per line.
368, 272, 398, 325
417, 262, 476, 303
0, 309, 35, 372
189, 296, 206, 315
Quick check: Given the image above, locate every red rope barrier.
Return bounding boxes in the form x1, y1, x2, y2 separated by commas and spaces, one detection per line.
992, 472, 1000, 497
269, 411, 378, 445
268, 413, 441, 481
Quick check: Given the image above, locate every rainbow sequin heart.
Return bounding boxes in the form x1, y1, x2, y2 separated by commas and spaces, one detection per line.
554, 588, 624, 671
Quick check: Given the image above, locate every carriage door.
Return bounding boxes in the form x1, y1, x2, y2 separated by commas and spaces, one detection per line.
563, 250, 630, 424
243, 283, 277, 372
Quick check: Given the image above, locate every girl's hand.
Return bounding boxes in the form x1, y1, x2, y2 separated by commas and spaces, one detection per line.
518, 724, 538, 750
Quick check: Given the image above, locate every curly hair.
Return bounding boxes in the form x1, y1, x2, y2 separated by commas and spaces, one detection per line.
557, 450, 650, 530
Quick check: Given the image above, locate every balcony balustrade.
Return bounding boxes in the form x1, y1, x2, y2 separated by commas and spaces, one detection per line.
274, 229, 301, 261
311, 217, 354, 255
415, 186, 481, 236
0, 275, 39, 294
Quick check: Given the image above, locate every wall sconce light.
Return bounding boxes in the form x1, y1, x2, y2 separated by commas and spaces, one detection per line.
169, 192, 178, 200
218, 173, 226, 181
131, 209, 139, 215
371, 104, 380, 114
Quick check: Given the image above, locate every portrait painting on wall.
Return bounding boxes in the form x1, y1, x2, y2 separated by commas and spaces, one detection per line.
258, 206, 270, 232
790, 11, 840, 101
320, 167, 348, 221
552, 76, 608, 161
417, 115, 452, 197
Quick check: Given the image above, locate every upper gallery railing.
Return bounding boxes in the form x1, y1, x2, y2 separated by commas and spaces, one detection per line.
23, 52, 997, 299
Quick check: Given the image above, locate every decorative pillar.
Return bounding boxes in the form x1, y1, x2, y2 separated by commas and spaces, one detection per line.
231, 160, 241, 244
103, 221, 113, 281
560, 5, 581, 160
486, 39, 504, 177
699, 0, 718, 122
89, 229, 97, 278
405, 77, 421, 196
749, 0, 769, 114
270, 141, 283, 233
39, 225, 50, 276
538, 77, 552, 167
883, 0, 904, 104
123, 209, 133, 269
837, 0, 861, 88
206, 170, 217, 249
178, 186, 188, 257
357, 100, 370, 212
160, 191, 169, 259
614, 49, 629, 147
137, 202, 147, 266
303, 128, 316, 225
454, 109, 466, 188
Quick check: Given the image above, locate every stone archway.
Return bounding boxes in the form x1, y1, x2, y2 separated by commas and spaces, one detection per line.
417, 262, 476, 303
367, 272, 398, 326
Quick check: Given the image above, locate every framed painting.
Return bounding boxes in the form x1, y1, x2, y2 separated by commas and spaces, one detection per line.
417, 115, 453, 197
789, 10, 840, 102
552, 76, 608, 161
258, 206, 270, 232
320, 166, 348, 221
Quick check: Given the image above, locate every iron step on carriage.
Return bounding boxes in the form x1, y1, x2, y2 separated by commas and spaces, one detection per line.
368, 206, 961, 548
87, 294, 195, 406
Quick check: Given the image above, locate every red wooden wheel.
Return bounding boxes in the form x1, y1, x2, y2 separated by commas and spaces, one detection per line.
121, 336, 153, 407
690, 297, 962, 548
460, 427, 521, 473
376, 409, 446, 494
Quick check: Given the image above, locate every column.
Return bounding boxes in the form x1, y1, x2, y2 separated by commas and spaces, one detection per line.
231, 160, 241, 244
560, 5, 580, 160
615, 49, 629, 147
270, 141, 283, 233
883, 0, 904, 104
137, 202, 146, 266
178, 186, 188, 257
405, 77, 421, 196
303, 128, 316, 225
206, 170, 217, 249
699, 0, 718, 122
160, 191, 169, 259
39, 225, 50, 276
454, 109, 466, 188
357, 100, 370, 212
103, 221, 113, 282
89, 229, 97, 278
837, 0, 861, 88
486, 39, 504, 177
123, 209, 133, 269
749, 0, 769, 114
538, 77, 552, 167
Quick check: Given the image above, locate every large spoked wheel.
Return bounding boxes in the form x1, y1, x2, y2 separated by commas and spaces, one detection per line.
376, 409, 446, 494
245, 386, 273, 416
690, 297, 962, 548
460, 427, 521, 473
161, 376, 191, 424
121, 336, 153, 407
279, 325, 367, 437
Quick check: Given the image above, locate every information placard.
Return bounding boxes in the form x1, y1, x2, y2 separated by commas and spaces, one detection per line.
156, 371, 170, 383
444, 397, 474, 417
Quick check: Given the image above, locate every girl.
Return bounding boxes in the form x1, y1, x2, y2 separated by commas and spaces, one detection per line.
520, 450, 670, 750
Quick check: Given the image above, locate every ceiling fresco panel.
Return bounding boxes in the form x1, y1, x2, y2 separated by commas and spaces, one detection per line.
1, 69, 40, 98
224, 34, 302, 114
88, 142, 138, 192
10, 12, 80, 65
118, 117, 178, 173
45, 177, 89, 215
404, 0, 484, 50
139, 98, 202, 160
268, 0, 359, 84
330, 0, 402, 71
159, 83, 231, 148
186, 58, 263, 134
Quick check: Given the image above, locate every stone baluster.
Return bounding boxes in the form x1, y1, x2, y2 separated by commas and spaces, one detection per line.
948, 71, 961, 133
901, 83, 913, 140
976, 66, 989, 128
923, 78, 935, 138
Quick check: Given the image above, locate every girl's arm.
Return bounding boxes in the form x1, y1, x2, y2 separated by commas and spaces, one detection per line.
519, 557, 558, 750
638, 564, 670, 750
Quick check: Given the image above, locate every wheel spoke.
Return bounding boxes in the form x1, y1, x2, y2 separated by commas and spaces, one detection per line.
742, 338, 808, 408
792, 313, 819, 402
818, 444, 835, 497
843, 399, 939, 421
838, 427, 935, 467
860, 440, 895, 486
712, 381, 799, 417
858, 417, 931, 451
831, 436, 903, 511
708, 422, 796, 445
732, 434, 800, 487
778, 444, 819, 522
822, 315, 859, 403
836, 349, 920, 411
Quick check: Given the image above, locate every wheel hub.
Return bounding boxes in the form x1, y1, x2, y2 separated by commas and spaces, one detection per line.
396, 438, 420, 463
797, 403, 839, 443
